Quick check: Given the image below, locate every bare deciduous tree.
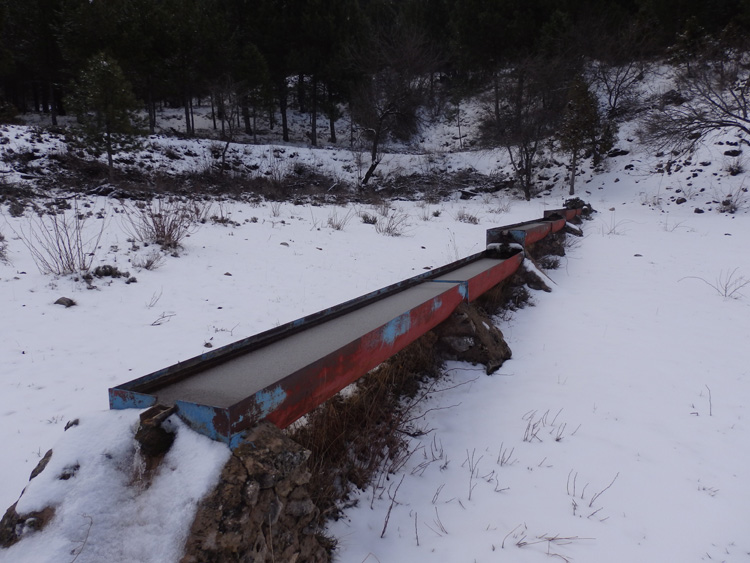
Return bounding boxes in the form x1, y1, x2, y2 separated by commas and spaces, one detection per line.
642, 54, 750, 153
350, 26, 440, 186
483, 57, 567, 200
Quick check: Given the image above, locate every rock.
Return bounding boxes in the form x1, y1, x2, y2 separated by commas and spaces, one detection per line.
0, 504, 55, 548
53, 297, 76, 308
675, 197, 687, 204
181, 422, 328, 563
607, 148, 630, 158
434, 303, 512, 374
29, 449, 53, 480
694, 207, 705, 214
661, 89, 687, 106
723, 149, 742, 157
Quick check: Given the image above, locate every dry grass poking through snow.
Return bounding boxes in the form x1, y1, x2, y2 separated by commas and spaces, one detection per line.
288, 333, 441, 524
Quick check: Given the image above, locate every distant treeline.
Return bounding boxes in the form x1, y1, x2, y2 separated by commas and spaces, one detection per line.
1, 0, 748, 139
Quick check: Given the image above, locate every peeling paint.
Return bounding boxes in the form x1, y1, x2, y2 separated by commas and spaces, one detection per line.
381, 314, 412, 346
253, 386, 287, 418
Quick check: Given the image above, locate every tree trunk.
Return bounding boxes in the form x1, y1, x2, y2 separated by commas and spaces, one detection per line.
106, 128, 114, 183
279, 82, 289, 142
362, 126, 382, 185
242, 96, 252, 135
310, 75, 318, 146
362, 161, 379, 185
184, 89, 192, 136
190, 97, 195, 134
327, 87, 337, 143
147, 87, 156, 134
569, 150, 578, 196
49, 82, 57, 126
220, 140, 230, 175
210, 92, 217, 130
297, 73, 306, 113
493, 70, 501, 124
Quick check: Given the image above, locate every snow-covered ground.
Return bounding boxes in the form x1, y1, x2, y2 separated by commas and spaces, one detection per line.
330, 182, 750, 563
1, 87, 750, 561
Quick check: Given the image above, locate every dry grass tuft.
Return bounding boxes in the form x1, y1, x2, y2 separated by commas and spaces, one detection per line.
289, 333, 440, 520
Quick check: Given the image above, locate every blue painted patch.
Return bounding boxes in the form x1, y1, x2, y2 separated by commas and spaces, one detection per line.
253, 385, 288, 418
109, 390, 157, 410
229, 432, 247, 450
458, 282, 469, 301
381, 314, 412, 346
175, 400, 228, 443
431, 297, 442, 312
508, 230, 528, 245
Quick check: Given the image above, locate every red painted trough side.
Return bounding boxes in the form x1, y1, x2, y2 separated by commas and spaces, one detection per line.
521, 222, 553, 245
465, 253, 524, 301
547, 217, 567, 234
260, 282, 466, 429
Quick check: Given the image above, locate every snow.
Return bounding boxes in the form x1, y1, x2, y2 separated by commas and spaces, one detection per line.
2, 73, 750, 562
1, 412, 230, 563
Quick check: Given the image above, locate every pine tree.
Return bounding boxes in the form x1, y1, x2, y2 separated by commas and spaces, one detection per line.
559, 76, 601, 196
65, 53, 142, 182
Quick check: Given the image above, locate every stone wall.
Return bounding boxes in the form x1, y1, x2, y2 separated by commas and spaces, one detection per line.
180, 422, 328, 563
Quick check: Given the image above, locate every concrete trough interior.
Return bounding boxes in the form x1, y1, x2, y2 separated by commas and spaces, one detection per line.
151, 281, 463, 408
431, 257, 506, 285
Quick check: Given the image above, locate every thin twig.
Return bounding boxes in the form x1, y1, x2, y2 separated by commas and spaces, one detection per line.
589, 473, 619, 507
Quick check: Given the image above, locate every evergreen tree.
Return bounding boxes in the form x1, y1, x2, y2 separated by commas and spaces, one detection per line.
65, 53, 142, 181
559, 76, 603, 196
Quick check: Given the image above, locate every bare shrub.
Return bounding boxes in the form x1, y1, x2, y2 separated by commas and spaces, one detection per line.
15, 201, 106, 275
269, 200, 282, 217
716, 185, 748, 214
0, 230, 8, 264
327, 207, 353, 231
210, 202, 238, 226
132, 249, 166, 271
725, 157, 744, 177
288, 333, 440, 519
373, 200, 392, 217
680, 268, 750, 299
376, 209, 410, 236
123, 199, 204, 249
488, 197, 512, 214
360, 211, 378, 225
418, 204, 433, 222
455, 208, 480, 224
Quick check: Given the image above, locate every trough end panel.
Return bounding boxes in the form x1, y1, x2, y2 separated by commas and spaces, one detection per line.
109, 388, 158, 410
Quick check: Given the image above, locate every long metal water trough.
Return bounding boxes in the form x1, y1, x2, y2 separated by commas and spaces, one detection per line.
110, 206, 582, 447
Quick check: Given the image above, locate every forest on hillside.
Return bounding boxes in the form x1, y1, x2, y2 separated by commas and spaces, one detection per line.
2, 0, 750, 197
